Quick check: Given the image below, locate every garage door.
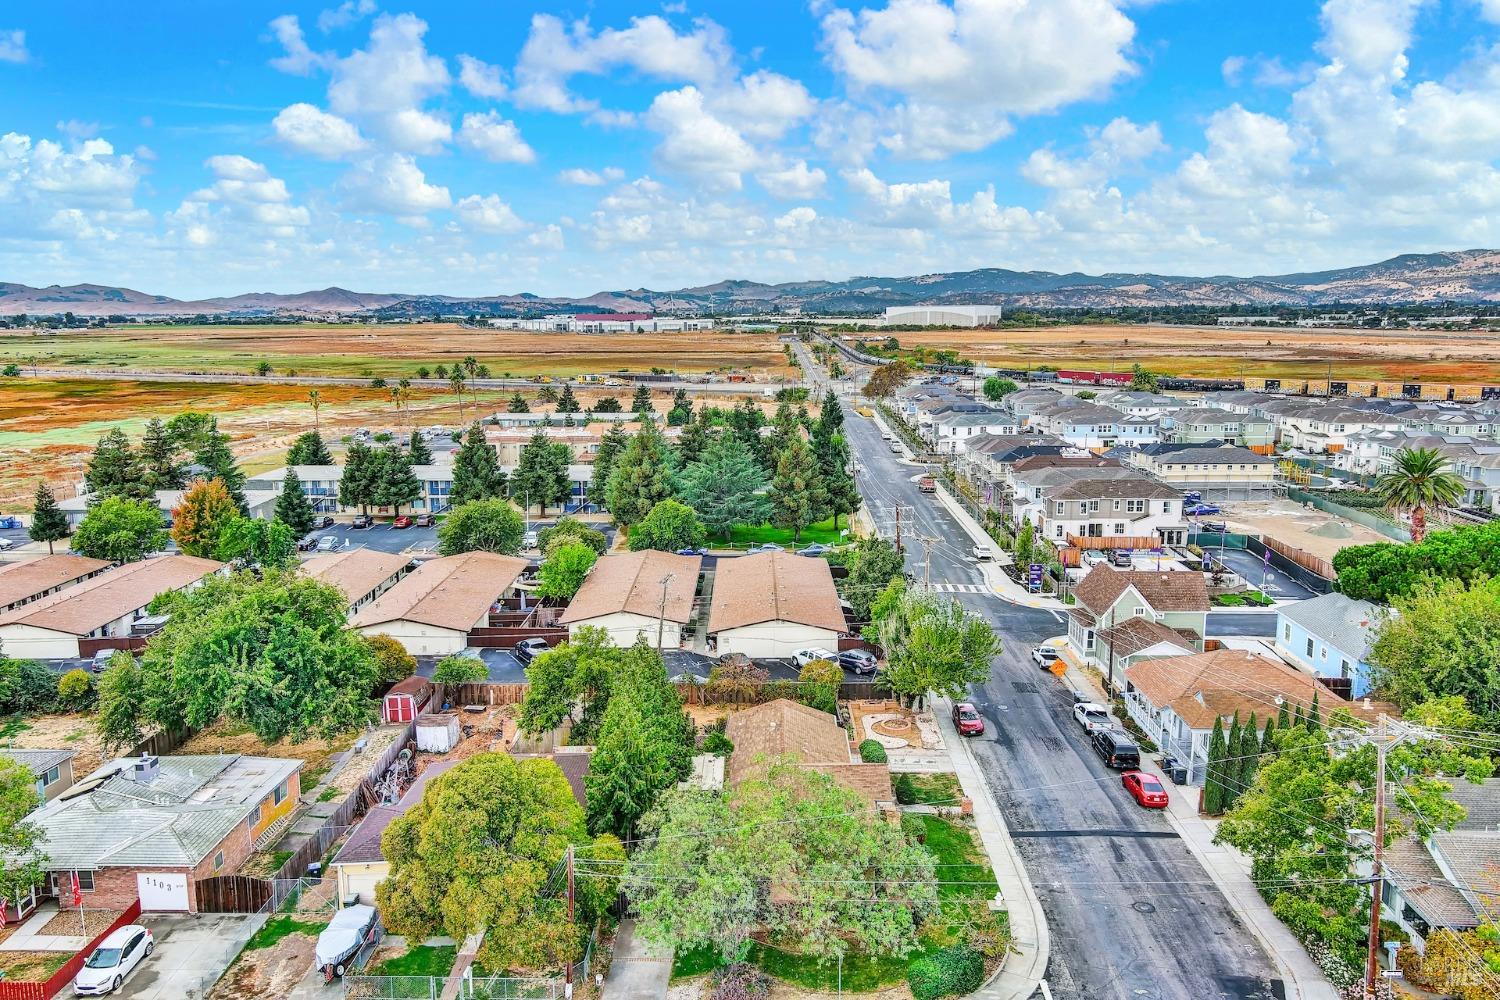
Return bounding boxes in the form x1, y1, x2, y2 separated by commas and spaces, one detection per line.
137, 872, 189, 911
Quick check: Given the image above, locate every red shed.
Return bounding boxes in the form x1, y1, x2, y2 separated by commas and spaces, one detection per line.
383, 676, 434, 724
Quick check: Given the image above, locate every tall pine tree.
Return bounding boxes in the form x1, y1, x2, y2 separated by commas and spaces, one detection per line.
287, 430, 334, 466
450, 423, 506, 507
605, 423, 676, 528
85, 428, 148, 501
339, 441, 379, 514
194, 419, 247, 513
666, 388, 692, 426
408, 430, 433, 465
374, 443, 423, 515
274, 468, 317, 537
631, 385, 653, 415
1204, 716, 1228, 815
813, 424, 859, 531
675, 414, 712, 467
678, 434, 769, 545
139, 418, 187, 491
590, 425, 629, 508
512, 432, 573, 516
556, 383, 581, 414
29, 482, 69, 554
728, 398, 768, 470
507, 392, 530, 414
769, 435, 827, 543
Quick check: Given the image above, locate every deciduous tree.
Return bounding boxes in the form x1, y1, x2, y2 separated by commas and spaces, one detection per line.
864, 360, 912, 398
171, 478, 240, 557
537, 542, 597, 601
1369, 577, 1500, 729
982, 377, 1018, 401
94, 652, 144, 750
518, 627, 618, 736
0, 758, 44, 905
538, 517, 608, 555
213, 516, 295, 568
840, 537, 906, 622
433, 654, 487, 685
437, 498, 525, 556
867, 584, 1001, 706
366, 634, 416, 686
629, 499, 706, 552
71, 496, 166, 563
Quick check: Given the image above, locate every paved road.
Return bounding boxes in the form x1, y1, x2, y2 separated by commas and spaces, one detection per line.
843, 402, 1281, 999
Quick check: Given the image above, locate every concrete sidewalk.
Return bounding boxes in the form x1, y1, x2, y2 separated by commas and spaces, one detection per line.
932, 695, 1049, 1000
927, 485, 1064, 611
1059, 661, 1339, 1000
601, 920, 671, 1000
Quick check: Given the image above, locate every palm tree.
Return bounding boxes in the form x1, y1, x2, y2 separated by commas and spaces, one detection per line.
449, 372, 466, 423
308, 389, 321, 434
1376, 447, 1464, 542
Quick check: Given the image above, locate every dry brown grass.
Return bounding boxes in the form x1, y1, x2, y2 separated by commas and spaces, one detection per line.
873, 323, 1500, 382
0, 712, 109, 777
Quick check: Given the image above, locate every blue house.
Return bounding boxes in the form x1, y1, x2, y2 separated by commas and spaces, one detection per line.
1274, 592, 1384, 697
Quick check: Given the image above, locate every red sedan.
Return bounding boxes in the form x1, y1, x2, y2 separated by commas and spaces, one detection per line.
1122, 770, 1169, 809
952, 702, 985, 737
392, 515, 413, 529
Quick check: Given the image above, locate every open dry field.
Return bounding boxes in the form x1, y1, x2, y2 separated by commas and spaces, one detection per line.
0, 323, 791, 378
0, 378, 509, 509
877, 324, 1500, 382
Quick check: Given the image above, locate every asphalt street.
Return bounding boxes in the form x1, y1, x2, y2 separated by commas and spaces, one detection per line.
842, 394, 1282, 1000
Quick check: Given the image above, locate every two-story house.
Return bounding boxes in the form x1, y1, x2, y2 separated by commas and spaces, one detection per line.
1167, 408, 1276, 453
1043, 403, 1134, 450
927, 409, 1019, 453
1068, 564, 1210, 691
1274, 592, 1383, 698
1123, 442, 1278, 498
1035, 478, 1187, 547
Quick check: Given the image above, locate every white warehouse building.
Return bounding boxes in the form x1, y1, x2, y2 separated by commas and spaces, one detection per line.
884, 304, 1003, 327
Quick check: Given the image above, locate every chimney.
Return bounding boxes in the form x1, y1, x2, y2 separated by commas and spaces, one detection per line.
128, 754, 160, 784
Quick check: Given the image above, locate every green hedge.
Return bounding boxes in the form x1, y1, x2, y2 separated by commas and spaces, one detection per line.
907, 945, 984, 1000
858, 739, 888, 763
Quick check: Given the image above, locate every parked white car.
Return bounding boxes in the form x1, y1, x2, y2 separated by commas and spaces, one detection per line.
73, 924, 153, 995
0, 537, 14, 551
522, 530, 539, 550
1073, 702, 1112, 734
1030, 645, 1061, 668
791, 647, 839, 667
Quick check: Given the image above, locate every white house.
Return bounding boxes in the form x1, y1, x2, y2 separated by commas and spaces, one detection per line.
927, 410, 1019, 454
0, 555, 224, 660
707, 551, 847, 659
349, 552, 528, 655
0, 555, 111, 614
557, 550, 702, 648
1034, 477, 1188, 547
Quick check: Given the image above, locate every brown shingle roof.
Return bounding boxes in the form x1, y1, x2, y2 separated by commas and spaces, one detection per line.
0, 555, 112, 612
558, 551, 701, 625
1097, 617, 1196, 657
1010, 455, 1122, 473
707, 552, 846, 634
1125, 649, 1351, 730
300, 549, 411, 605
349, 552, 527, 632
0, 555, 222, 636
724, 699, 890, 803
1073, 564, 1209, 616
1383, 837, 1479, 929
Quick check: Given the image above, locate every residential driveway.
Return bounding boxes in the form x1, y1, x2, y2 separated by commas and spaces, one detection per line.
118, 912, 264, 999
1203, 547, 1320, 601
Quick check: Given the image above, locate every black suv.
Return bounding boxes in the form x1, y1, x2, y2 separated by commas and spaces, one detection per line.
1091, 729, 1142, 770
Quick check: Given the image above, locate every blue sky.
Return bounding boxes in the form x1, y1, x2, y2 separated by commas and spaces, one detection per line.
3, 0, 1500, 298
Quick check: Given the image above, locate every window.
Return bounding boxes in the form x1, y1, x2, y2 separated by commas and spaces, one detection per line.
1340, 659, 1352, 679
214, 850, 225, 871
1114, 523, 1125, 534
1085, 630, 1096, 651
1320, 647, 1328, 660
1162, 501, 1173, 513
1134, 606, 1146, 617
1306, 638, 1314, 657
1284, 624, 1292, 641
1054, 502, 1064, 515
273, 780, 289, 806
1054, 524, 1064, 537
40, 764, 60, 787
76, 870, 94, 892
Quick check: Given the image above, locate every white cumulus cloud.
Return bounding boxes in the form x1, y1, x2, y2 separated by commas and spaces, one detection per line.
455, 193, 526, 233
0, 28, 28, 63
272, 103, 369, 158
457, 112, 536, 164
338, 153, 451, 215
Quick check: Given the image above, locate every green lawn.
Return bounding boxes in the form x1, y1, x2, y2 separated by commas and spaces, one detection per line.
749, 942, 910, 992
895, 773, 964, 806
914, 815, 999, 900
368, 944, 457, 978
244, 915, 328, 952
707, 517, 853, 549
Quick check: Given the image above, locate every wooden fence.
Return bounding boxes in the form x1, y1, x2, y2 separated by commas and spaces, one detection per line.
440, 682, 529, 706
128, 724, 196, 759
1263, 535, 1337, 581
0, 900, 142, 999
77, 636, 148, 658
194, 875, 272, 914
466, 626, 569, 648
441, 679, 880, 708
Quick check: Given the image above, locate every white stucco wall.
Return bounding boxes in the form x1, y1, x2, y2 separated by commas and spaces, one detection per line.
568, 611, 684, 649
714, 622, 841, 659
0, 624, 82, 660
356, 621, 468, 656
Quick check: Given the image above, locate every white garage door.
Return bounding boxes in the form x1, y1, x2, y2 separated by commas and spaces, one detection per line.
137, 872, 189, 911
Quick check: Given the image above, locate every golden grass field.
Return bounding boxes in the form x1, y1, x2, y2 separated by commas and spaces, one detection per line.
875, 324, 1500, 382
0, 323, 791, 378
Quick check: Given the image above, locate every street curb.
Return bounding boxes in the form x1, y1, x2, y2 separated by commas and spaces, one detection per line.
931, 695, 1050, 1000
927, 486, 1065, 612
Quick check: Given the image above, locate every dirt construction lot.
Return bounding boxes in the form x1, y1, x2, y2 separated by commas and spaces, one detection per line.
876, 323, 1500, 382
1221, 497, 1392, 564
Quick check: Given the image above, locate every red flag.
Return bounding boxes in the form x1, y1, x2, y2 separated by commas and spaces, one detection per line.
70, 871, 82, 908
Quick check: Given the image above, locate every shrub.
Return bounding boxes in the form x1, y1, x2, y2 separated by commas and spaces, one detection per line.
366, 634, 417, 686
712, 963, 770, 1000
858, 739, 888, 763
433, 655, 487, 686
0, 657, 60, 715
702, 730, 734, 756
907, 944, 984, 1000
56, 669, 94, 709
893, 773, 918, 805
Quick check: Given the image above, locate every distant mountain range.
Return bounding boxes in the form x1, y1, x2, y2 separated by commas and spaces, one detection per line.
5, 250, 1500, 318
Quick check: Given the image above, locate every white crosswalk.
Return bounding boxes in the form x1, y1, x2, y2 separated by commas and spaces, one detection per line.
932, 582, 989, 594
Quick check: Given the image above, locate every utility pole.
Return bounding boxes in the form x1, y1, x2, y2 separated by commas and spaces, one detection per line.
565, 844, 576, 1000
1365, 715, 1390, 1000
894, 505, 903, 553
656, 573, 676, 650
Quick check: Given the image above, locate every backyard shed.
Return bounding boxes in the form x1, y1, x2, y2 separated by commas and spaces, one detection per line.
415, 713, 461, 753
382, 676, 433, 724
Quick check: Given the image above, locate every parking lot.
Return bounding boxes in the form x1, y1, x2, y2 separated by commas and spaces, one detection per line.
301, 520, 439, 556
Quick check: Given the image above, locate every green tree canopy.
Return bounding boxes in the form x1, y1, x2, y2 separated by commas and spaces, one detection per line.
437, 498, 525, 556
193, 419, 247, 512
589, 425, 630, 507
286, 430, 334, 466
407, 431, 433, 466
982, 377, 1019, 401
171, 477, 240, 557
371, 443, 422, 514
606, 423, 677, 527
377, 753, 620, 973
840, 537, 907, 622
537, 516, 608, 555
675, 415, 712, 467
0, 758, 44, 904
71, 495, 167, 563
627, 764, 938, 963
1332, 519, 1500, 603
433, 654, 487, 685
678, 434, 769, 545
556, 383, 581, 414
512, 431, 574, 515
28, 482, 69, 554
518, 627, 619, 737
213, 516, 296, 568
138, 571, 377, 741
339, 440, 379, 514
274, 468, 317, 537
536, 542, 598, 600
629, 499, 706, 552
450, 422, 507, 507
139, 418, 187, 491
1376, 447, 1465, 543
508, 392, 531, 413
1369, 577, 1500, 729
728, 398, 769, 470
867, 584, 1001, 705
94, 652, 145, 750
85, 427, 148, 501
769, 435, 826, 543
365, 634, 417, 686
